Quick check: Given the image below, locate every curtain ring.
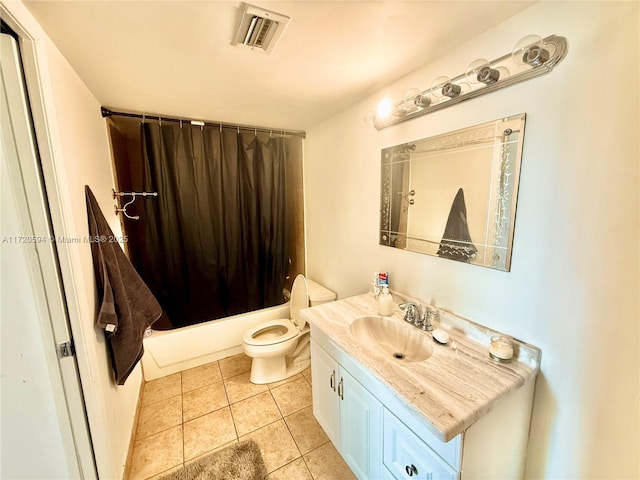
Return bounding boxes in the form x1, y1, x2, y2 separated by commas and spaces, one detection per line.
269, 130, 273, 138
142, 114, 145, 124
237, 125, 240, 134
254, 129, 257, 137
219, 124, 222, 132
179, 119, 183, 128
159, 116, 162, 126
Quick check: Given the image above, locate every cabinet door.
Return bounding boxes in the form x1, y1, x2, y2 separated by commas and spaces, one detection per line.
383, 409, 457, 480
311, 340, 340, 448
340, 368, 383, 480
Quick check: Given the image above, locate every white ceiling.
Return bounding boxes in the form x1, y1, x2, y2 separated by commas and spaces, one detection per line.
24, 1, 535, 131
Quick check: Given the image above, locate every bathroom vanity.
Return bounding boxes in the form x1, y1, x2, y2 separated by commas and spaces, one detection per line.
301, 293, 540, 480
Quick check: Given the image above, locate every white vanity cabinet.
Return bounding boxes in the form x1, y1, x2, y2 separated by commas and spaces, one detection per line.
311, 333, 536, 480
311, 339, 383, 479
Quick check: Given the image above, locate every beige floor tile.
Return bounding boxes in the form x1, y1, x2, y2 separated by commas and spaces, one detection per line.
230, 390, 282, 436
302, 367, 312, 385
303, 441, 356, 480
241, 419, 301, 473
267, 373, 303, 389
181, 362, 222, 392
284, 406, 329, 455
128, 425, 183, 480
142, 373, 182, 406
224, 371, 268, 404
183, 381, 228, 421
183, 407, 237, 461
268, 457, 313, 480
219, 353, 253, 379
270, 376, 312, 416
136, 395, 182, 440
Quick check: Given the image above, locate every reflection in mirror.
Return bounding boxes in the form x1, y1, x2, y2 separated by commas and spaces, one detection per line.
380, 114, 526, 271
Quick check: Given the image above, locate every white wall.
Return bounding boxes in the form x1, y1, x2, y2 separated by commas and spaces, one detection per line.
1, 2, 142, 479
305, 2, 639, 479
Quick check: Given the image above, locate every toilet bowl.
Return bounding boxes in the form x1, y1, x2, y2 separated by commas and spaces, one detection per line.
242, 275, 335, 384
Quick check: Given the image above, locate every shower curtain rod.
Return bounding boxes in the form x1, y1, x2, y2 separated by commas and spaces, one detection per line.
100, 107, 306, 139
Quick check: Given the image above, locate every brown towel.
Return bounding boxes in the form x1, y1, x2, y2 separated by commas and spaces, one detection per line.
85, 186, 162, 385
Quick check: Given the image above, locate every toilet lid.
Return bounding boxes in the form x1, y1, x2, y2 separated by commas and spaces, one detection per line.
243, 319, 298, 346
290, 274, 309, 331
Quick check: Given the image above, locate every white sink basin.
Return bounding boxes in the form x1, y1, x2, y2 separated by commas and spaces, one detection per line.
349, 315, 433, 362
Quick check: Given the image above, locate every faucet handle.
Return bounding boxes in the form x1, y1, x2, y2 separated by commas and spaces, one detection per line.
399, 302, 418, 324
420, 306, 435, 331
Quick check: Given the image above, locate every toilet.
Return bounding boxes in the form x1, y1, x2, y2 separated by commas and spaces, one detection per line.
242, 275, 335, 384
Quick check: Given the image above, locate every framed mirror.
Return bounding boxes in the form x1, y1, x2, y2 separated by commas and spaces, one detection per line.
379, 114, 526, 271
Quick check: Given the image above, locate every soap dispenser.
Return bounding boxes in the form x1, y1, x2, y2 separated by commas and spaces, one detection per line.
378, 285, 393, 316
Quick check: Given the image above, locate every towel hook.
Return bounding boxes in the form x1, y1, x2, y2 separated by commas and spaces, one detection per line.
113, 189, 158, 221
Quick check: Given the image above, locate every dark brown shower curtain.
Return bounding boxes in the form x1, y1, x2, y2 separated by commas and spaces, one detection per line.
128, 123, 289, 328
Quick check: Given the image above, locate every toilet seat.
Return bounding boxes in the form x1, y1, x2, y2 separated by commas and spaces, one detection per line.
243, 319, 298, 346
242, 275, 318, 384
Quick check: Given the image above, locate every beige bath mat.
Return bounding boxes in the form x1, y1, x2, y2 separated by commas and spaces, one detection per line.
159, 440, 267, 480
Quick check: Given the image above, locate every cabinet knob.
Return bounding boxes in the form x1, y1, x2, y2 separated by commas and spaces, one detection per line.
405, 464, 418, 476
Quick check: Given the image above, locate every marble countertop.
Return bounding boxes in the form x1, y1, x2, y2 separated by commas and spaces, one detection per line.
300, 292, 541, 442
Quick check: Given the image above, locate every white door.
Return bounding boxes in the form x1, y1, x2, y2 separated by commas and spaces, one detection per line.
1, 32, 96, 479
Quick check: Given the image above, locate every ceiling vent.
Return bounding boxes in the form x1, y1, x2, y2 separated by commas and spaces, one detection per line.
233, 3, 290, 54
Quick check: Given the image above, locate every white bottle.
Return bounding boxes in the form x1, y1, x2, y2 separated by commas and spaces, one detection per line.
378, 285, 393, 316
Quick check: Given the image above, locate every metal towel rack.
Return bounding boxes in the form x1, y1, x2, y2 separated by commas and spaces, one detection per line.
112, 189, 158, 220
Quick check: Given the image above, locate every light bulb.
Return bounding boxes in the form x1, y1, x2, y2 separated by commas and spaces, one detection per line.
443, 81, 470, 98
414, 94, 431, 108
403, 88, 431, 110
466, 58, 510, 85
512, 34, 550, 66
430, 76, 451, 98
377, 97, 393, 119
431, 75, 470, 99
466, 58, 490, 83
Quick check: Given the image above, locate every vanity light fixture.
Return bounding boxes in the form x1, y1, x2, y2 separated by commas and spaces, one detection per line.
370, 34, 568, 129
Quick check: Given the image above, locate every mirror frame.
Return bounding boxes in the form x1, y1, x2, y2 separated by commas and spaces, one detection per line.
379, 114, 526, 271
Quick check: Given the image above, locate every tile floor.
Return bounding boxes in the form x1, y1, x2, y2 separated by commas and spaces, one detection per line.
126, 353, 356, 480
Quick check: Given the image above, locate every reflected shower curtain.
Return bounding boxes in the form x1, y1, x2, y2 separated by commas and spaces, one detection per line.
130, 123, 289, 328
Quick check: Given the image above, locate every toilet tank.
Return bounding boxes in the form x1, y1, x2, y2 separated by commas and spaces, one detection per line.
306, 279, 336, 306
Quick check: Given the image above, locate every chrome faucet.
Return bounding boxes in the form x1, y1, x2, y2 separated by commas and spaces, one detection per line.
399, 302, 418, 324
400, 302, 436, 331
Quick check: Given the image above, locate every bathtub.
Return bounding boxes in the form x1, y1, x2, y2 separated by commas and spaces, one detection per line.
141, 303, 289, 381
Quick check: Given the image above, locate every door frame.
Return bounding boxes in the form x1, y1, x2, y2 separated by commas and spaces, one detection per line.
1, 6, 98, 478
